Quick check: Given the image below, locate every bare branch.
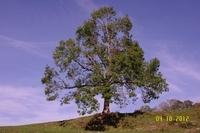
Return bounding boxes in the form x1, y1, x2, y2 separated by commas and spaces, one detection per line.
74, 59, 93, 72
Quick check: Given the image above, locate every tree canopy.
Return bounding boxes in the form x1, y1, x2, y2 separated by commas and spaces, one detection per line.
41, 6, 168, 115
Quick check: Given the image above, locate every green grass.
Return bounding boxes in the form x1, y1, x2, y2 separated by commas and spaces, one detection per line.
1, 106, 200, 133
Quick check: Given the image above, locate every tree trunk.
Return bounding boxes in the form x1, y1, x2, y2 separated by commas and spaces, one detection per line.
102, 99, 110, 114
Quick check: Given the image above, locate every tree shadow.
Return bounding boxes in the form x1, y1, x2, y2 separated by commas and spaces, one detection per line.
85, 110, 144, 131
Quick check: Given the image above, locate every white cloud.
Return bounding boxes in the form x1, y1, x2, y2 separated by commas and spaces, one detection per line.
0, 85, 78, 126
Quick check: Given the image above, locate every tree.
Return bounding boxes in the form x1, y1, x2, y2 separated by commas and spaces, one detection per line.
41, 7, 168, 115
168, 99, 184, 110
158, 99, 193, 111
140, 105, 152, 112
183, 100, 193, 108
158, 101, 170, 111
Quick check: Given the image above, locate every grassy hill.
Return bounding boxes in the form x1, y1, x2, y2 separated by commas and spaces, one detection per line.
0, 105, 200, 133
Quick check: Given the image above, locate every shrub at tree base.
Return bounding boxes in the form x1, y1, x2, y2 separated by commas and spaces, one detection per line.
85, 110, 144, 131
85, 113, 120, 131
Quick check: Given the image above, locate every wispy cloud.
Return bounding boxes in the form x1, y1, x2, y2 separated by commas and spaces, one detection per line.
154, 44, 200, 82
0, 85, 78, 126
167, 81, 182, 93
143, 41, 200, 101
74, 0, 98, 13
0, 84, 144, 126
0, 35, 56, 59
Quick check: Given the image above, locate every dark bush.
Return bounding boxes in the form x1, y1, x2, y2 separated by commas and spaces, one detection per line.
85, 111, 144, 131
85, 113, 120, 131
85, 115, 105, 131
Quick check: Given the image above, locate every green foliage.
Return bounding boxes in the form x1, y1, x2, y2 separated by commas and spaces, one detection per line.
41, 6, 168, 115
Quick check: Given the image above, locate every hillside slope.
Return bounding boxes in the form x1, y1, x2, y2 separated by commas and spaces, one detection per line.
0, 105, 200, 133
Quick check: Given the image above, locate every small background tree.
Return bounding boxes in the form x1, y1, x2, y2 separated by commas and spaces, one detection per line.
41, 6, 168, 115
158, 99, 193, 111
183, 100, 193, 108
140, 105, 152, 112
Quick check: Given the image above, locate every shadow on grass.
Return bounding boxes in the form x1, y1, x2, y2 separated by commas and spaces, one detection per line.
85, 110, 144, 131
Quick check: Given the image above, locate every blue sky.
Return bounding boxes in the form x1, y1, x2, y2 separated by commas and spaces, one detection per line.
0, 0, 200, 126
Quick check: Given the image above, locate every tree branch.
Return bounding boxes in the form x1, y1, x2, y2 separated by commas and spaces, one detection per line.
65, 82, 105, 89
63, 80, 135, 90
74, 59, 93, 72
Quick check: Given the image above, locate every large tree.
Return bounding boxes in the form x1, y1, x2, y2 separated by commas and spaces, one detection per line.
41, 7, 168, 115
